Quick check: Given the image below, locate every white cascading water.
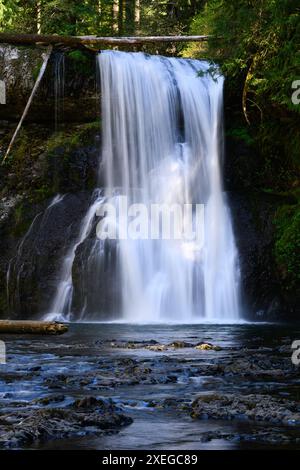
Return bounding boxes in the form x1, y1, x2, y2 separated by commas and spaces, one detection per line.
54, 51, 65, 132
50, 50, 241, 323
46, 191, 104, 321
7, 194, 65, 316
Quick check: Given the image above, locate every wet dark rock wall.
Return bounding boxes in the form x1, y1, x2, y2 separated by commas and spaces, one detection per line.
228, 191, 298, 321
2, 193, 91, 318
72, 237, 121, 320
223, 84, 299, 321
0, 45, 97, 123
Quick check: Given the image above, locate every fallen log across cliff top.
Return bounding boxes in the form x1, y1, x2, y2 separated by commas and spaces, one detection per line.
0, 33, 210, 49
0, 320, 68, 335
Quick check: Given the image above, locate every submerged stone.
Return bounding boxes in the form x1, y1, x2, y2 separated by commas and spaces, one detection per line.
195, 343, 222, 351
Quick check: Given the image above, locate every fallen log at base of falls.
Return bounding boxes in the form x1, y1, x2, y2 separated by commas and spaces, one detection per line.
2, 45, 52, 164
0, 33, 210, 49
0, 320, 68, 335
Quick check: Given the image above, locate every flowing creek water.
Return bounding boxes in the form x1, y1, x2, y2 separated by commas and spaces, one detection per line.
1, 323, 300, 449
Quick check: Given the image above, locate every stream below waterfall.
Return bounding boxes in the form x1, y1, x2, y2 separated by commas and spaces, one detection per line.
1, 323, 300, 449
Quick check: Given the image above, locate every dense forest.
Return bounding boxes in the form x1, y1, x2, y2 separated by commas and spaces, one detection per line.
0, 0, 203, 36
0, 0, 299, 317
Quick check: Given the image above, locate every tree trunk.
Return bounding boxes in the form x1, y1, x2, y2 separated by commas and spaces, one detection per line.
97, 0, 102, 28
2, 45, 52, 163
135, 0, 140, 32
0, 320, 68, 335
37, 0, 42, 34
0, 32, 210, 48
112, 0, 119, 33
118, 0, 124, 35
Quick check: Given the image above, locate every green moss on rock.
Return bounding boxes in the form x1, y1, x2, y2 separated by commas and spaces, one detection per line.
67, 50, 94, 76
274, 203, 300, 290
3, 121, 99, 203
46, 121, 100, 157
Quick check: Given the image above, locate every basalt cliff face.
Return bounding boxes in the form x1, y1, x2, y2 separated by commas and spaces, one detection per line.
0, 45, 97, 122
0, 45, 298, 320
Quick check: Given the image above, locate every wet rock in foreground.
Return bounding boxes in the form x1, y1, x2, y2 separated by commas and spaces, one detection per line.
0, 397, 132, 448
108, 339, 222, 351
197, 428, 300, 445
191, 394, 300, 425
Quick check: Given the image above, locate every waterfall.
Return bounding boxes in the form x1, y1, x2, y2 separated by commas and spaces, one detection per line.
50, 50, 241, 323
53, 52, 65, 132
7, 195, 64, 316
46, 190, 104, 322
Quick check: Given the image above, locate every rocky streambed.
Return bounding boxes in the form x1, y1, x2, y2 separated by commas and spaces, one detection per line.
0, 323, 300, 449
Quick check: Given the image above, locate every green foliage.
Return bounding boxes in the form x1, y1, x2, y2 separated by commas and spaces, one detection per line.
185, 0, 300, 294
32, 61, 42, 81
274, 203, 300, 290
0, 0, 19, 29
185, 0, 300, 188
45, 121, 100, 193
0, 1, 204, 38
226, 126, 255, 147
32, 184, 53, 202
0, 0, 36, 32
40, 0, 102, 35
68, 50, 87, 63
186, 0, 300, 114
0, 0, 102, 35
67, 50, 91, 75
12, 201, 33, 236
197, 64, 220, 82
140, 0, 205, 35
187, 0, 300, 120
4, 122, 100, 202
8, 128, 29, 169
46, 121, 99, 156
